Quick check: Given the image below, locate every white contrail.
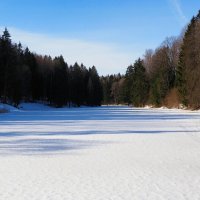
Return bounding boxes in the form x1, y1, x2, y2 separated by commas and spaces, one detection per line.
170, 0, 187, 25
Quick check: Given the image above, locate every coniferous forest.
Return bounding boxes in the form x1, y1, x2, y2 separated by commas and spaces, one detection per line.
0, 10, 200, 109
0, 28, 103, 107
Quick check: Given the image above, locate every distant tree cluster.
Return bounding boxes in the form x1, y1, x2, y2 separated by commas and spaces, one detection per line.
101, 36, 181, 107
0, 28, 102, 107
102, 10, 200, 109
142, 35, 181, 107
124, 58, 149, 106
100, 74, 126, 105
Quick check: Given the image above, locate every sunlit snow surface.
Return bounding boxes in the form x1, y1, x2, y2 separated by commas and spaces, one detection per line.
0, 104, 200, 200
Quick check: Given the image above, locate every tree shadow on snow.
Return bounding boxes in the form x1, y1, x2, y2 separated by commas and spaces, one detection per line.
0, 137, 107, 156
1, 106, 200, 122
0, 106, 200, 155
0, 128, 199, 156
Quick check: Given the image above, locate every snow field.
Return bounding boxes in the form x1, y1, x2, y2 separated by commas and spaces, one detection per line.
0, 105, 200, 199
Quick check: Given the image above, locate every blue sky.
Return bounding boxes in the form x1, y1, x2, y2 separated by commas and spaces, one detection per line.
0, 0, 199, 75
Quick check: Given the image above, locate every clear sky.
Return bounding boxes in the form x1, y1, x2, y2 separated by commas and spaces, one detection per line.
0, 0, 199, 75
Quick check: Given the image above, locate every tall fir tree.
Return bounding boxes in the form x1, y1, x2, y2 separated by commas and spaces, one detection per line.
129, 58, 149, 106
177, 10, 200, 108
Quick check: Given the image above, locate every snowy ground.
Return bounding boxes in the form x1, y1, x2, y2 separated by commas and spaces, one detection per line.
0, 104, 200, 200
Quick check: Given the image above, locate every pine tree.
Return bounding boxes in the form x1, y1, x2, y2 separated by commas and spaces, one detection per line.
130, 59, 149, 106
52, 56, 68, 107
86, 66, 102, 106
176, 49, 187, 106
124, 65, 134, 104
177, 11, 200, 108
0, 28, 20, 104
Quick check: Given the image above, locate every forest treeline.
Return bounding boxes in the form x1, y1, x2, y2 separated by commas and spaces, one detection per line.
0, 29, 102, 107
101, 10, 200, 109
1, 10, 200, 109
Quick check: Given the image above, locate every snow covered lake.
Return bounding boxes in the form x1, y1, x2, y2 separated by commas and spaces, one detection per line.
0, 105, 200, 200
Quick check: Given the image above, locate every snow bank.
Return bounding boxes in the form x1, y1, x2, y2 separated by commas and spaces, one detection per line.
19, 103, 53, 111
0, 103, 18, 112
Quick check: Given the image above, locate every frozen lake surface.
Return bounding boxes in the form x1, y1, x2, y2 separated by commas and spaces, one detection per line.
0, 104, 200, 200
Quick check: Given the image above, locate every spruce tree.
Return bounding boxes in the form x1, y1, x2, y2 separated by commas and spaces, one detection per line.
130, 58, 149, 106
177, 11, 200, 108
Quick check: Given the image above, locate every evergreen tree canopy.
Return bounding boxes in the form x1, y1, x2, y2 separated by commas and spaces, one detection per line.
0, 28, 103, 107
